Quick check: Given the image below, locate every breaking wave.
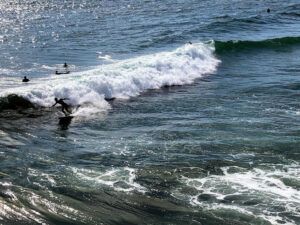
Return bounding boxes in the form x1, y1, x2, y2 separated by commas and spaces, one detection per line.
0, 42, 220, 116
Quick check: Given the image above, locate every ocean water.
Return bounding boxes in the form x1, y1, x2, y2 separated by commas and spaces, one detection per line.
1, 0, 300, 224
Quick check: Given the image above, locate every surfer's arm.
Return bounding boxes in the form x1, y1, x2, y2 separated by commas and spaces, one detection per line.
52, 102, 57, 107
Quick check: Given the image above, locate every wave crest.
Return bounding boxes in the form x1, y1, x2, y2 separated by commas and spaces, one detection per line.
0, 43, 220, 116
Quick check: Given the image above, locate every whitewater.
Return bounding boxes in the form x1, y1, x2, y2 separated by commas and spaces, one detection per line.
0, 42, 219, 116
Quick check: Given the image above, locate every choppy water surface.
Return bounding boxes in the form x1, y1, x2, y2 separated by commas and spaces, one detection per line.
1, 0, 300, 224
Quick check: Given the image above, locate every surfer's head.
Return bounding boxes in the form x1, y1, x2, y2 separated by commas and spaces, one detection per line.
54, 97, 58, 102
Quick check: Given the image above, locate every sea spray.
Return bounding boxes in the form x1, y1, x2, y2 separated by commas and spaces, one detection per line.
0, 42, 220, 116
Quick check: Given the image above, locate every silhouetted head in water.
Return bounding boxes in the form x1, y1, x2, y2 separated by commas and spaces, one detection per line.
267, 8, 270, 13
22, 76, 29, 82
63, 62, 68, 68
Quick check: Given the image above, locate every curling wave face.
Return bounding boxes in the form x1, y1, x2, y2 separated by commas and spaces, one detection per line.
0, 42, 220, 116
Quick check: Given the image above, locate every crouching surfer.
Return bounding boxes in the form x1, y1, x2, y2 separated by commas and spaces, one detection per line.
52, 98, 72, 116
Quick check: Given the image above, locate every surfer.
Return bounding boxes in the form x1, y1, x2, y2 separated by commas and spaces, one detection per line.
52, 98, 72, 115
22, 76, 30, 82
63, 62, 70, 73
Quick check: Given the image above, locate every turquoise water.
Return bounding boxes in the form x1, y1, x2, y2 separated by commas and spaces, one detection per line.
1, 1, 300, 224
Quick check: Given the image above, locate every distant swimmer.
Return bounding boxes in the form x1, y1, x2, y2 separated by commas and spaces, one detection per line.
22, 76, 30, 82
267, 8, 270, 13
63, 62, 69, 73
188, 41, 192, 44
52, 98, 72, 115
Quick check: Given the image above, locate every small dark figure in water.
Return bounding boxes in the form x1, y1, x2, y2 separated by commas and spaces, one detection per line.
22, 76, 30, 82
188, 41, 192, 44
267, 8, 270, 13
52, 98, 72, 115
55, 62, 70, 75
59, 62, 70, 74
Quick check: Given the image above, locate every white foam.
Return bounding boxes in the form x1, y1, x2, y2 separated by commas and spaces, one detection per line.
175, 163, 300, 225
97, 52, 114, 62
0, 130, 25, 146
71, 167, 146, 193
28, 168, 57, 189
0, 42, 220, 117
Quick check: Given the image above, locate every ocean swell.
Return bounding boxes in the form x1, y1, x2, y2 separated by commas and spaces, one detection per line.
0, 42, 220, 116
214, 36, 300, 53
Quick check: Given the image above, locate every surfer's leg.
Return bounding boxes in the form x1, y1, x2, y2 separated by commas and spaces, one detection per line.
62, 107, 68, 115
66, 107, 72, 114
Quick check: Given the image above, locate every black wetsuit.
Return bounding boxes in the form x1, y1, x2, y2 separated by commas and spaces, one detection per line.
22, 77, 29, 82
53, 98, 71, 115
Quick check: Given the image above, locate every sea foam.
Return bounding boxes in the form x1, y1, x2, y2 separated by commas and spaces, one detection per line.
174, 163, 300, 225
0, 42, 220, 116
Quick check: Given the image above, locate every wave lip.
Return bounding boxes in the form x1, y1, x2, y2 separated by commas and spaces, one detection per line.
214, 36, 300, 53
0, 42, 220, 116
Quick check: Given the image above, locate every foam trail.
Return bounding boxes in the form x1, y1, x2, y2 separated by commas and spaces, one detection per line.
71, 167, 146, 193
97, 52, 114, 62
175, 164, 300, 225
0, 42, 220, 116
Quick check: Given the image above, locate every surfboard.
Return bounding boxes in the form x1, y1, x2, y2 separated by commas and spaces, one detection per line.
55, 71, 70, 75
59, 115, 73, 124
58, 115, 73, 129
